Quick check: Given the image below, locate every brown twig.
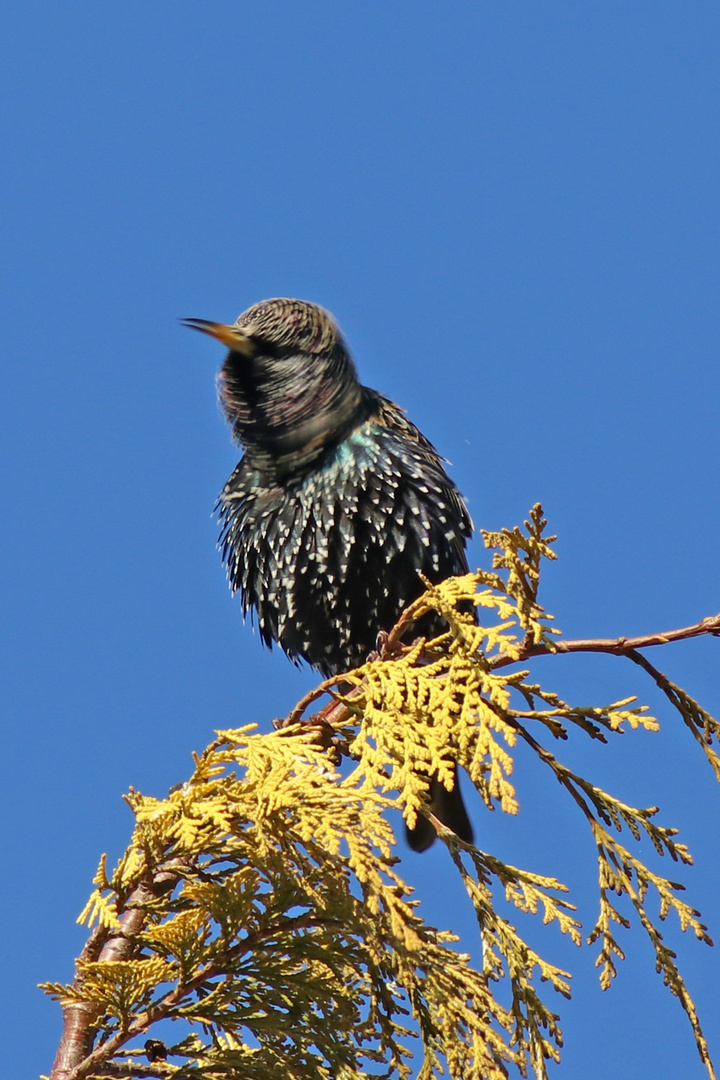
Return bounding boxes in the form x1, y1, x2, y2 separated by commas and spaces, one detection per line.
75, 1064, 173, 1079
49, 861, 188, 1080
282, 675, 344, 727
280, 674, 367, 730
381, 597, 427, 654
491, 612, 720, 669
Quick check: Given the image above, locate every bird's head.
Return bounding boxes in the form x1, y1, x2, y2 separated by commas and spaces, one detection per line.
183, 298, 363, 473
183, 297, 344, 359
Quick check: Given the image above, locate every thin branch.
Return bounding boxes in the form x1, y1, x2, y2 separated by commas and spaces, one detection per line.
49, 861, 189, 1080
491, 613, 720, 669
79, 1063, 173, 1079
283, 675, 345, 726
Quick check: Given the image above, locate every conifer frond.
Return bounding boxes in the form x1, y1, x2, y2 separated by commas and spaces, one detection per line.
480, 503, 558, 643
627, 650, 720, 781
43, 727, 519, 1080
448, 846, 570, 1078
45, 507, 720, 1080
589, 823, 715, 1078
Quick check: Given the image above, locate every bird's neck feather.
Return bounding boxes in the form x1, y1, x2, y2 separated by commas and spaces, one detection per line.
220, 350, 365, 476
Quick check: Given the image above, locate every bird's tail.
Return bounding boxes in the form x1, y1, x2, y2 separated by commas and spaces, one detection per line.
405, 768, 474, 852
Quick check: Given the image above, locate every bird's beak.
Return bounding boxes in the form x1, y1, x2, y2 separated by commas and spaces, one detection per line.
181, 318, 257, 357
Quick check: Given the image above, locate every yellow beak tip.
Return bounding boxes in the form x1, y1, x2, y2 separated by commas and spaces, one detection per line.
181, 318, 255, 355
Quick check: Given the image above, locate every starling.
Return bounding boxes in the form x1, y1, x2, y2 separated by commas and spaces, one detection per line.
184, 298, 474, 851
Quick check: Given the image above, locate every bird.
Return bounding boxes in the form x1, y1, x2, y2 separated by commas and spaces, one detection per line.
183, 298, 474, 851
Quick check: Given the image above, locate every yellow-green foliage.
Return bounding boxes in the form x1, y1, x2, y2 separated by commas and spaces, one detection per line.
43, 507, 720, 1080
44, 727, 517, 1080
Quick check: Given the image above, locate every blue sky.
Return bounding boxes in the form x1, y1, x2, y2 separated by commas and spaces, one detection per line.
2, 3, 719, 1077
